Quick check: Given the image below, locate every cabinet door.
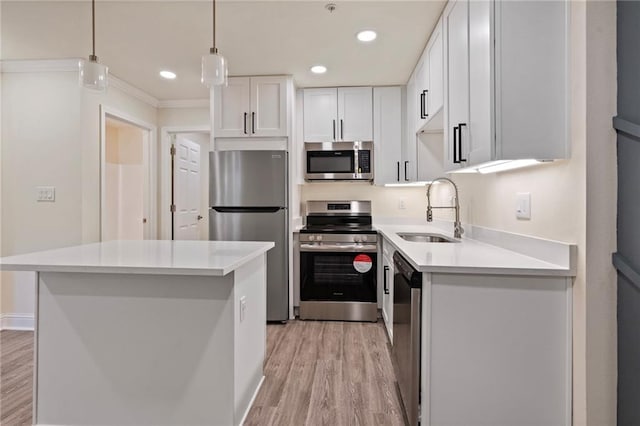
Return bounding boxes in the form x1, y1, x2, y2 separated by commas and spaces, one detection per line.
337, 87, 373, 141
250, 77, 288, 137
373, 87, 403, 185
427, 18, 444, 118
467, 0, 492, 166
403, 76, 418, 181
303, 88, 337, 142
444, 0, 470, 170
214, 77, 251, 138
414, 55, 429, 132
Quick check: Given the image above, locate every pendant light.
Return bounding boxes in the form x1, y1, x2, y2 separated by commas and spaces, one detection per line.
79, 0, 108, 91
201, 0, 227, 87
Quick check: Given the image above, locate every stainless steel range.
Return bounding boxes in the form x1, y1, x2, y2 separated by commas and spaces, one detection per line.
295, 200, 378, 322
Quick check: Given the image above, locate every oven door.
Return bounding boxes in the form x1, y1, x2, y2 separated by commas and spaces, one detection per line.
300, 250, 377, 302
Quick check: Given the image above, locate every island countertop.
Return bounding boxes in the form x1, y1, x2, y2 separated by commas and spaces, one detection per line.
0, 240, 275, 276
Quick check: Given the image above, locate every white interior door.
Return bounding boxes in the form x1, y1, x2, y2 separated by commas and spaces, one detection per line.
173, 135, 201, 240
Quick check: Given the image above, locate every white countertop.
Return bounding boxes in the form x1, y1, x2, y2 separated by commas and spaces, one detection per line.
376, 224, 575, 276
0, 240, 275, 276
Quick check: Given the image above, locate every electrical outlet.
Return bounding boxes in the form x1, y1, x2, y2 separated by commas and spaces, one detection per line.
36, 186, 55, 202
516, 192, 531, 220
398, 199, 406, 210
239, 296, 247, 323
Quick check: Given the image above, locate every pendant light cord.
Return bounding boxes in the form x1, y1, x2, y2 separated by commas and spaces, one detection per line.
91, 0, 97, 60
211, 0, 217, 53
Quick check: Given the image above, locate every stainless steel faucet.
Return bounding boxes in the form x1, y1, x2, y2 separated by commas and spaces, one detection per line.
426, 177, 464, 239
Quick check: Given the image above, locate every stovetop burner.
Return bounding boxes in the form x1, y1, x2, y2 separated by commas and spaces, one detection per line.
302, 200, 376, 235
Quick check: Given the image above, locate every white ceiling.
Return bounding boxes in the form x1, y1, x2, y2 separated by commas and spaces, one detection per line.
1, 1, 446, 101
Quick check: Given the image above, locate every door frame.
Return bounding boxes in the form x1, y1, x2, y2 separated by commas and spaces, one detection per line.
99, 105, 158, 241
159, 126, 211, 240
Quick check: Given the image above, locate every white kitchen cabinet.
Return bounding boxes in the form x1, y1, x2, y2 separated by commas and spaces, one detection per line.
373, 87, 403, 185
381, 240, 394, 342
302, 88, 337, 142
424, 273, 571, 425
403, 76, 418, 182
426, 18, 444, 121
412, 17, 444, 134
443, 0, 569, 171
303, 87, 372, 142
214, 76, 289, 138
413, 56, 429, 132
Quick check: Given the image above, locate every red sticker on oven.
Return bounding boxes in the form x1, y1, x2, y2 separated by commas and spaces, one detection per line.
353, 254, 373, 273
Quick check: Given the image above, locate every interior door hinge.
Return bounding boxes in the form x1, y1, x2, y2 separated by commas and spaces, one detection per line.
170, 204, 176, 213
170, 145, 176, 156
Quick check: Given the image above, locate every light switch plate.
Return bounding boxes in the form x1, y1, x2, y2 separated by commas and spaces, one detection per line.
398, 199, 406, 210
36, 186, 55, 202
516, 192, 531, 220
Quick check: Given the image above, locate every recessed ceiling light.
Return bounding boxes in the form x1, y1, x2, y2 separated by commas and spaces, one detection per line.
357, 30, 377, 42
159, 70, 177, 80
310, 65, 327, 74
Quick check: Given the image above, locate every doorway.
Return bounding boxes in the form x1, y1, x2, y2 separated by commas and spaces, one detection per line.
171, 133, 210, 240
101, 110, 155, 241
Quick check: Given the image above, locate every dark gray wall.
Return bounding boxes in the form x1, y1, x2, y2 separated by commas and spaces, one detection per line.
616, 2, 640, 425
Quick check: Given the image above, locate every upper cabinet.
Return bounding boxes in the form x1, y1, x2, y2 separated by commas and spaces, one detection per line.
411, 17, 445, 134
443, 0, 569, 171
373, 86, 404, 186
214, 76, 289, 138
303, 87, 373, 142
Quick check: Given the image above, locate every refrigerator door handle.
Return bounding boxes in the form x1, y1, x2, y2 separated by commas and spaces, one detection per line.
211, 207, 283, 213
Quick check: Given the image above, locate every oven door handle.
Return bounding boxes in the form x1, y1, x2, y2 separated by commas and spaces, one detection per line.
299, 243, 378, 253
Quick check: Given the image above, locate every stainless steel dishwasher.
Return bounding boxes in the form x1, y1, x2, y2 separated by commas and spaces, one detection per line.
392, 251, 422, 426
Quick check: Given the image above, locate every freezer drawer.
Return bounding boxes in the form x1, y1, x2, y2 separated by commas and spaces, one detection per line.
209, 151, 287, 207
209, 207, 288, 321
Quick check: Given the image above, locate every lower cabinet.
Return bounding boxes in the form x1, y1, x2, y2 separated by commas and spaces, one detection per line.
381, 241, 394, 342
422, 273, 572, 425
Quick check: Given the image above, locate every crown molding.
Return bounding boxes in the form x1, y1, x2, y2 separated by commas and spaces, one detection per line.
0, 58, 160, 108
109, 75, 159, 108
158, 99, 209, 109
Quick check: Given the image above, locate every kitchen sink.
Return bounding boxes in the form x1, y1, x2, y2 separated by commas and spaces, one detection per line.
397, 232, 459, 243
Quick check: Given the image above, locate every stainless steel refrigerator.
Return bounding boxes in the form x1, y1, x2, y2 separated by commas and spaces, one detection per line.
209, 150, 288, 322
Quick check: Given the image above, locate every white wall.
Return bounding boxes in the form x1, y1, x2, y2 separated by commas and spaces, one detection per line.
158, 107, 209, 129
300, 183, 428, 221
0, 65, 158, 325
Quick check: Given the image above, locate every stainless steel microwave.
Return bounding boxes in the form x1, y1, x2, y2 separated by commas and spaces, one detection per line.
304, 141, 373, 181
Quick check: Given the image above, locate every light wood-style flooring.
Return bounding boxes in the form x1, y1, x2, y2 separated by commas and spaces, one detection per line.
1, 330, 33, 425
0, 321, 405, 426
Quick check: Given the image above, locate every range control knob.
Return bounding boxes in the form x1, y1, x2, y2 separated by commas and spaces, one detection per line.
309, 235, 316, 241
354, 235, 362, 243
317, 235, 323, 241
361, 235, 368, 243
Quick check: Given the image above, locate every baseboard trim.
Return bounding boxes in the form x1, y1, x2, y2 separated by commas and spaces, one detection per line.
239, 375, 265, 426
0, 314, 35, 331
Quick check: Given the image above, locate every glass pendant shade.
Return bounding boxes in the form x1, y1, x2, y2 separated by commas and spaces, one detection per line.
79, 57, 108, 91
201, 49, 227, 87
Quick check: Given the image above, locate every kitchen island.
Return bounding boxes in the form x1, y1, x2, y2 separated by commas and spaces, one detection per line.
0, 240, 274, 426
